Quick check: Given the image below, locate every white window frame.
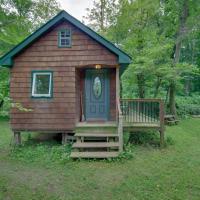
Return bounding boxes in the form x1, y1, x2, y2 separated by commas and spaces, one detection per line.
58, 29, 71, 47
31, 72, 52, 98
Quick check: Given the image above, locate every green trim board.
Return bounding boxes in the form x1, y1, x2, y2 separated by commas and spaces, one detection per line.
31, 70, 53, 99
0, 10, 131, 68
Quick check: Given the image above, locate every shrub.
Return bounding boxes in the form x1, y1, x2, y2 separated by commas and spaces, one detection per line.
10, 140, 72, 165
176, 95, 200, 117
165, 136, 175, 146
127, 131, 175, 147
128, 131, 160, 146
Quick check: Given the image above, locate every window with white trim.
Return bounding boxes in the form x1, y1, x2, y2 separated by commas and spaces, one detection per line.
58, 29, 71, 47
31, 72, 53, 98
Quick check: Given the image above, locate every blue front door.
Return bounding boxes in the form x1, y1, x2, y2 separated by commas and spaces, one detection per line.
85, 69, 109, 120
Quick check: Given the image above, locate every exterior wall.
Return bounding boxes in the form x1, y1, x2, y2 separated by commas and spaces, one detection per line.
10, 20, 118, 132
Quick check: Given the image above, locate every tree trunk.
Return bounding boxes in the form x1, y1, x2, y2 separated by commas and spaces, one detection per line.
169, 81, 176, 117
169, 0, 189, 116
137, 74, 145, 98
100, 0, 105, 32
154, 77, 162, 98
0, 100, 4, 109
165, 86, 170, 105
184, 79, 191, 96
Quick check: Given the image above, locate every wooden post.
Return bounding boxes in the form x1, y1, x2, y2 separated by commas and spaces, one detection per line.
159, 100, 165, 147
62, 133, 68, 145
116, 66, 120, 120
118, 114, 123, 153
14, 132, 21, 145
116, 66, 123, 152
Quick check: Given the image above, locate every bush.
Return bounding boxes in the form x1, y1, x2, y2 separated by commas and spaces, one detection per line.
10, 140, 72, 165
127, 131, 175, 147
176, 95, 200, 117
128, 131, 160, 146
0, 97, 10, 118
165, 136, 175, 146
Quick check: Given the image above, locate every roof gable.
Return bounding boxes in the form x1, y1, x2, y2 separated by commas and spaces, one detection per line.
0, 10, 131, 67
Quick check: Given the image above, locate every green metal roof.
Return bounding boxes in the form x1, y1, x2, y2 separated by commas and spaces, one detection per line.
0, 10, 131, 67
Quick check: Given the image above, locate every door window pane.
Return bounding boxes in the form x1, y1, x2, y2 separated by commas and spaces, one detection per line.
93, 76, 102, 98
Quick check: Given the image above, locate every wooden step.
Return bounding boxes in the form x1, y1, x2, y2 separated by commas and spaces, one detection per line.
75, 133, 118, 137
70, 151, 119, 158
72, 142, 119, 148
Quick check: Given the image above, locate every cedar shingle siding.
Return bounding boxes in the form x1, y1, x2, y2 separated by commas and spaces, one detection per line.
10, 21, 118, 131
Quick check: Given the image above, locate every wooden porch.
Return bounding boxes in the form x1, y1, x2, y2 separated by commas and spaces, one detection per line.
118, 98, 165, 147
70, 98, 165, 158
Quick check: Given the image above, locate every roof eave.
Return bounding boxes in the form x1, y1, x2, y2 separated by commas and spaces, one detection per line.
0, 10, 132, 68
0, 14, 65, 68
119, 55, 131, 64
0, 57, 13, 67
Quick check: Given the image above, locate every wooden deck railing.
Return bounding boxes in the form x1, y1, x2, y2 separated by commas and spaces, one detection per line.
120, 99, 164, 126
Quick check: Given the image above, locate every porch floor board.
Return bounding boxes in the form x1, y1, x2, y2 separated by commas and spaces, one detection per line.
77, 121, 160, 129
75, 133, 118, 137
76, 122, 117, 128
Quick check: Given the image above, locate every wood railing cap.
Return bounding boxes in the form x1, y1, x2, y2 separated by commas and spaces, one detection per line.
120, 98, 164, 102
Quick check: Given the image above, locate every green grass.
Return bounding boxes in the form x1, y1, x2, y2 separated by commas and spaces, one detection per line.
0, 119, 200, 200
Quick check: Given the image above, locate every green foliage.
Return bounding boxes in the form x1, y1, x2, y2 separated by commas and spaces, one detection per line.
127, 131, 175, 147
9, 133, 134, 164
0, 96, 33, 117
85, 0, 200, 116
128, 131, 160, 146
83, 0, 119, 34
10, 140, 72, 165
0, 0, 60, 54
0, 68, 9, 116
0, 0, 61, 117
105, 144, 134, 162
165, 136, 175, 146
176, 94, 200, 117
118, 143, 134, 160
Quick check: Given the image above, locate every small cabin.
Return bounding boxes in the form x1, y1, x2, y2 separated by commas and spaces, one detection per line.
0, 11, 164, 158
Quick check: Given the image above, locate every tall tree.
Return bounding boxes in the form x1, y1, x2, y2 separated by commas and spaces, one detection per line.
0, 0, 60, 55
0, 0, 60, 116
168, 0, 189, 116
83, 0, 119, 34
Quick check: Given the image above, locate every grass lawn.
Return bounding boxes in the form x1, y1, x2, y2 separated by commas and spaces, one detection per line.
0, 118, 200, 200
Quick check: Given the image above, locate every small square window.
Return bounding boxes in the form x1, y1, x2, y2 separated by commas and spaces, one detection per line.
58, 29, 71, 47
31, 71, 53, 98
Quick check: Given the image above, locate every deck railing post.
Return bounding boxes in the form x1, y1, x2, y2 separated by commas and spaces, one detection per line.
14, 132, 21, 145
118, 114, 123, 153
159, 100, 165, 147
116, 67, 123, 153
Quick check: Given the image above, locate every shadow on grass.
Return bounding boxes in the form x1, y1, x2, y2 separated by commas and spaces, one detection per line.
124, 131, 175, 148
